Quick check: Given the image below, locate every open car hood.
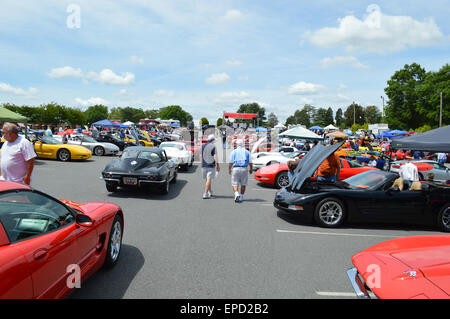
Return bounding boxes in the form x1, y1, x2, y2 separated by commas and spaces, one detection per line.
290, 141, 344, 191
251, 136, 267, 154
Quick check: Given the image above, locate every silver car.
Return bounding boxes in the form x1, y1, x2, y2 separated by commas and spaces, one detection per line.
390, 160, 450, 182
54, 134, 120, 156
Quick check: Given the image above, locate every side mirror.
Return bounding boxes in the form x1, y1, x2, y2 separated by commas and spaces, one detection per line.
76, 214, 93, 227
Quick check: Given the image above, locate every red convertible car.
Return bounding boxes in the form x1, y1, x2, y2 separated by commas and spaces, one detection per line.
255, 158, 378, 188
0, 181, 124, 299
348, 235, 450, 299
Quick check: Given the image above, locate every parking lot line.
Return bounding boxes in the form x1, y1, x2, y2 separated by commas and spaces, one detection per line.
276, 229, 402, 239
316, 291, 356, 297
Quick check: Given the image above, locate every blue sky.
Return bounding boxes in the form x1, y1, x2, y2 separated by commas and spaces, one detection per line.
0, 0, 449, 124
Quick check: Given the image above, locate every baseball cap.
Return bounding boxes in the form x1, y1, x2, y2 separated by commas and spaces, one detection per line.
207, 134, 216, 141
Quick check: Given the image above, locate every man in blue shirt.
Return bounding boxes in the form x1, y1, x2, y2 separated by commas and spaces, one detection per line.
228, 139, 253, 202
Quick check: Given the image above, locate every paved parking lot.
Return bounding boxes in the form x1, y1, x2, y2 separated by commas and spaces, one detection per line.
31, 152, 442, 299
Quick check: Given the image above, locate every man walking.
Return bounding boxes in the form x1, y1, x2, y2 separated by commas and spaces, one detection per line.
0, 123, 37, 185
202, 134, 220, 199
228, 139, 252, 203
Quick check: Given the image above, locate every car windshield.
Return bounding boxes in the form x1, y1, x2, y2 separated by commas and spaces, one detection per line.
138, 151, 162, 163
341, 171, 389, 190
40, 136, 61, 145
80, 136, 97, 143
161, 144, 184, 151
121, 149, 140, 159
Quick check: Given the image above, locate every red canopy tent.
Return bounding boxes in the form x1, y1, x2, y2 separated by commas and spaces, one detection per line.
224, 112, 257, 119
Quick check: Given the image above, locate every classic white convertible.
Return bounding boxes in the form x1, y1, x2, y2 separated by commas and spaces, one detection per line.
159, 141, 194, 170
54, 134, 120, 156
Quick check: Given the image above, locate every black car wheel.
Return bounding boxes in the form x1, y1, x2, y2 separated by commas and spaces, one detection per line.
106, 182, 117, 192
103, 214, 123, 269
94, 146, 105, 156
57, 149, 71, 162
314, 198, 346, 228
275, 171, 290, 188
438, 204, 450, 232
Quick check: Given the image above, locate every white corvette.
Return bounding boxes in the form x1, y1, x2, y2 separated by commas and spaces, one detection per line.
251, 151, 306, 170
159, 142, 193, 170
54, 134, 120, 156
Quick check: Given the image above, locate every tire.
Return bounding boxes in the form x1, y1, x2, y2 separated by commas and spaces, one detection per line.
94, 146, 105, 156
103, 214, 123, 269
275, 171, 290, 189
57, 149, 71, 162
106, 182, 117, 192
314, 198, 346, 228
139, 141, 145, 146
437, 204, 450, 232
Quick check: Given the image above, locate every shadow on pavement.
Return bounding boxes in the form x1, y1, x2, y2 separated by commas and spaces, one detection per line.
276, 210, 439, 233
107, 180, 187, 201
70, 244, 144, 299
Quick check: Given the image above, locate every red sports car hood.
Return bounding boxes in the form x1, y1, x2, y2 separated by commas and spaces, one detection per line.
352, 235, 450, 298
258, 163, 287, 175
59, 199, 117, 223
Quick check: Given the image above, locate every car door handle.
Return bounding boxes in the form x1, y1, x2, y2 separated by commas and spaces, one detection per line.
33, 249, 48, 260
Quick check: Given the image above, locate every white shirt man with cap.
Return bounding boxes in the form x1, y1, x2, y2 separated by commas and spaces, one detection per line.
201, 134, 220, 199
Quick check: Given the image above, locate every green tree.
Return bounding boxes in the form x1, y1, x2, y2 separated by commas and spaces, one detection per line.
384, 63, 427, 130
108, 107, 123, 121
121, 107, 146, 123
344, 103, 365, 127
416, 64, 449, 127
236, 102, 266, 125
216, 118, 223, 126
313, 108, 329, 127
335, 108, 344, 128
85, 104, 109, 125
145, 109, 160, 119
364, 105, 382, 124
200, 117, 209, 125
266, 112, 278, 128
159, 105, 193, 126
325, 107, 334, 125
284, 105, 315, 127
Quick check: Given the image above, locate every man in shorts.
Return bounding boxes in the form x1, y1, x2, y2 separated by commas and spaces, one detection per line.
228, 139, 253, 202
202, 134, 220, 199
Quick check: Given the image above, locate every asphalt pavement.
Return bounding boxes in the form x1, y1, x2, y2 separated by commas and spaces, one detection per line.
30, 146, 442, 299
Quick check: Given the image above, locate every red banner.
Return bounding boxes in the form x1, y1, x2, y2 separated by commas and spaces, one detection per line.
224, 112, 257, 119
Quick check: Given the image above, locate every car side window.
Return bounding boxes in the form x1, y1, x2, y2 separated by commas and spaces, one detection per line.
0, 191, 74, 243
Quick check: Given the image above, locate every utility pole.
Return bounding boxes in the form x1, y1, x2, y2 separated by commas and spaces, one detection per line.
381, 96, 385, 118
440, 92, 443, 127
353, 101, 356, 125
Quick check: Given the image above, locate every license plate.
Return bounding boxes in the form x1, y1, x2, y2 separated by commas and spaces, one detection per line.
123, 177, 137, 185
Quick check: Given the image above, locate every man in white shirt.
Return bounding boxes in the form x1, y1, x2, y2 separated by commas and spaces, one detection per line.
437, 153, 447, 165
399, 162, 419, 182
0, 123, 37, 185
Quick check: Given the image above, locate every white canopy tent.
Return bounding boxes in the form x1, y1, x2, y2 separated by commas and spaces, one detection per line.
278, 126, 323, 140
324, 124, 338, 131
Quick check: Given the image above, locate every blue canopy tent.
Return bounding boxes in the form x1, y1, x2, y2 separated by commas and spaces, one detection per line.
389, 129, 408, 135
255, 126, 269, 132
170, 122, 181, 127
309, 126, 323, 130
92, 119, 115, 128
380, 132, 395, 138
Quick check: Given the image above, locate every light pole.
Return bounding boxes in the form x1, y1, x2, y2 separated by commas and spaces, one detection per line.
380, 96, 385, 118
440, 92, 443, 127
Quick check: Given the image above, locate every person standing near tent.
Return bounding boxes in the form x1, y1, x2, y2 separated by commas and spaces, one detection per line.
0, 123, 36, 185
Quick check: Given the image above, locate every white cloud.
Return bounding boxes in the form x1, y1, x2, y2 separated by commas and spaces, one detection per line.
226, 59, 243, 67
288, 81, 326, 95
214, 91, 250, 103
74, 97, 109, 106
320, 56, 368, 69
0, 82, 38, 96
206, 72, 230, 85
48, 67, 135, 85
221, 9, 244, 22
47, 66, 83, 78
304, 6, 444, 53
238, 76, 249, 81
130, 55, 144, 64
153, 89, 175, 97
298, 97, 314, 105
86, 69, 135, 85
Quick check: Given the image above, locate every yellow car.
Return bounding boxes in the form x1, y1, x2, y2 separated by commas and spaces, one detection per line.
33, 136, 92, 161
124, 130, 154, 147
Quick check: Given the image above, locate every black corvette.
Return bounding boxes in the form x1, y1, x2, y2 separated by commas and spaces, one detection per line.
274, 142, 450, 231
101, 147, 177, 194
95, 133, 136, 151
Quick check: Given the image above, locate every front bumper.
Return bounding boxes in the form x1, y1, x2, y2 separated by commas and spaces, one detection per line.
346, 268, 371, 299
101, 175, 166, 187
